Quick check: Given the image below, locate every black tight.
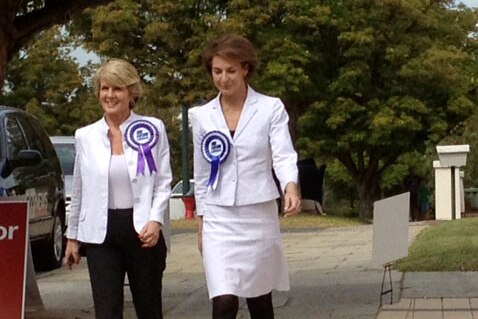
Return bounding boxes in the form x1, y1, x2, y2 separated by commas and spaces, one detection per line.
212, 294, 238, 319
212, 292, 274, 319
246, 292, 274, 319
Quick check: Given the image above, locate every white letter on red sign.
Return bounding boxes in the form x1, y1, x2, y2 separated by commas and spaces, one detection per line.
0, 225, 19, 240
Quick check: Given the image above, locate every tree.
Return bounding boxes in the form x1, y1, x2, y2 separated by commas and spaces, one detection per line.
0, 26, 107, 135
458, 23, 478, 187
0, 0, 114, 85
33, 0, 477, 218
0, 27, 94, 135
67, 0, 335, 180
298, 0, 478, 219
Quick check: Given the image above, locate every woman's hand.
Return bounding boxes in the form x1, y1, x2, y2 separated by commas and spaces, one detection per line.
64, 239, 81, 269
283, 182, 301, 217
139, 221, 161, 248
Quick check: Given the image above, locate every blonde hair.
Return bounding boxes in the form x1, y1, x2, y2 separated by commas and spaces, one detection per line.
94, 58, 142, 108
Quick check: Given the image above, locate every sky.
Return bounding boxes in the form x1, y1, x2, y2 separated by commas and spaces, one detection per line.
460, 0, 477, 7
71, 48, 99, 66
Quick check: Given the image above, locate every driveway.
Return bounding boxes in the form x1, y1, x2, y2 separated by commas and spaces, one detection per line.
27, 224, 428, 319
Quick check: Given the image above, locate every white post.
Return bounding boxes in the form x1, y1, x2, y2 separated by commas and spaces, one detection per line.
454, 168, 461, 219
460, 170, 465, 216
434, 160, 452, 220
436, 145, 470, 220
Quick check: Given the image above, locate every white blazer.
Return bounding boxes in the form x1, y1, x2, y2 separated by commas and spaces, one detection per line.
192, 87, 298, 216
66, 112, 172, 249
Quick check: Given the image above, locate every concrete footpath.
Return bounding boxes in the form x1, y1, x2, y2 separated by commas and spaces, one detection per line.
26, 222, 478, 319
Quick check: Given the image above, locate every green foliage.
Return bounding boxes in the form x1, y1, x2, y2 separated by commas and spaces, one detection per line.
66, 0, 338, 181
0, 27, 92, 135
298, 0, 478, 218
2, 0, 477, 220
460, 110, 478, 187
382, 151, 434, 190
0, 0, 115, 85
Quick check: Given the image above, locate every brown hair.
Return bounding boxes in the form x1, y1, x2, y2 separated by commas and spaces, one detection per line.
202, 34, 259, 82
94, 58, 142, 108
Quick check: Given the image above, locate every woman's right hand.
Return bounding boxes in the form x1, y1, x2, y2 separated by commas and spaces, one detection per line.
64, 239, 81, 269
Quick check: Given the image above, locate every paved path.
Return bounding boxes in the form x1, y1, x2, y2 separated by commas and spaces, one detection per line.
27, 222, 477, 319
377, 271, 478, 318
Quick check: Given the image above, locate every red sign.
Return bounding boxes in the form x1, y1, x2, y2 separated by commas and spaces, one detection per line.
0, 201, 29, 319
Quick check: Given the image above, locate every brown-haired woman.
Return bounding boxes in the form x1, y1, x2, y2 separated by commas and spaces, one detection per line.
192, 34, 301, 319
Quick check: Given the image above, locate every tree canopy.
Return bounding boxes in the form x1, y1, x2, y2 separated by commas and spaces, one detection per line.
0, 0, 114, 84
1, 27, 103, 135
67, 0, 478, 218
298, 0, 478, 218
2, 0, 477, 218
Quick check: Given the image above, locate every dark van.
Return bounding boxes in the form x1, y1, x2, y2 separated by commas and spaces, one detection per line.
0, 106, 66, 270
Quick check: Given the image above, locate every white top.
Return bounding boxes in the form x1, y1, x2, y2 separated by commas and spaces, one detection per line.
108, 154, 134, 209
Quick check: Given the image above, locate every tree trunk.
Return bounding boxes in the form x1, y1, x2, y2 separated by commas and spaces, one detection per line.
356, 183, 376, 220
285, 101, 307, 144
339, 153, 382, 220
0, 29, 8, 86
352, 169, 382, 220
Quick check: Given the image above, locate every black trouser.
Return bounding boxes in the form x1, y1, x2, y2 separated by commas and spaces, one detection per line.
85, 209, 167, 319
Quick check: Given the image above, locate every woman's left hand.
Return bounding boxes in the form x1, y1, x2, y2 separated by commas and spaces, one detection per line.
139, 221, 161, 248
283, 182, 301, 217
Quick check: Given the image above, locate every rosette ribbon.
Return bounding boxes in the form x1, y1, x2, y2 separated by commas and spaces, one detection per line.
201, 131, 231, 191
137, 143, 157, 175
125, 120, 159, 175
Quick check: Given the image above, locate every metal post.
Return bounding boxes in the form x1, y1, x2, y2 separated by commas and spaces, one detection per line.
25, 243, 44, 312
379, 262, 393, 306
181, 105, 190, 195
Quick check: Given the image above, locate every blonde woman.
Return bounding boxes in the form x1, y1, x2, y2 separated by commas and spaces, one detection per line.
64, 58, 172, 319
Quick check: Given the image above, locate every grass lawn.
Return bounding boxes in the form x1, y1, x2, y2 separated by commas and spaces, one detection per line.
171, 211, 365, 232
394, 217, 478, 272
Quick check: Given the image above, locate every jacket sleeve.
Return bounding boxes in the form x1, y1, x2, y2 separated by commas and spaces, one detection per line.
270, 99, 298, 192
149, 120, 172, 224
66, 131, 82, 239
192, 111, 210, 216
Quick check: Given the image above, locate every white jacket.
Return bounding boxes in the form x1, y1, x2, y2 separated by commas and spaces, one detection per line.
192, 87, 298, 216
66, 112, 172, 249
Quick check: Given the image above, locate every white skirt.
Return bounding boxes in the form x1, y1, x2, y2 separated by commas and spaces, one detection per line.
202, 200, 290, 299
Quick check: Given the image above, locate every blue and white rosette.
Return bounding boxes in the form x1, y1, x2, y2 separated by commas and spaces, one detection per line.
201, 131, 231, 191
125, 120, 159, 175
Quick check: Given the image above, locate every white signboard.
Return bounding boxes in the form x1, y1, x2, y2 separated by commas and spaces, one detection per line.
371, 192, 409, 268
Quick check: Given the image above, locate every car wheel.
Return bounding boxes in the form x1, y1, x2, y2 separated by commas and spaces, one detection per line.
34, 215, 65, 271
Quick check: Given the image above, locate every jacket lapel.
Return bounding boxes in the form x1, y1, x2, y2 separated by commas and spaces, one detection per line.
209, 87, 258, 142
210, 96, 233, 140
233, 87, 258, 140
121, 112, 142, 179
